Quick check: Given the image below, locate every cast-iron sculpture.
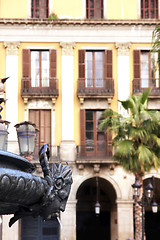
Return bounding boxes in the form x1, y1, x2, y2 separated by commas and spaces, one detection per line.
0, 143, 73, 227
0, 77, 72, 227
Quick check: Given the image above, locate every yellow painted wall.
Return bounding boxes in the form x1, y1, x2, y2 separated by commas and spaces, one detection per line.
52, 0, 83, 19
0, 0, 28, 18
107, 0, 138, 19
18, 43, 62, 145
74, 43, 118, 145
0, 0, 139, 20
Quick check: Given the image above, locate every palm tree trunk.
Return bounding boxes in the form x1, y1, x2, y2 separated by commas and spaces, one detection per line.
134, 176, 145, 240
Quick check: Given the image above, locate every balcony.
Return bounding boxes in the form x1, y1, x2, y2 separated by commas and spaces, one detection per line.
33, 144, 60, 163
76, 143, 113, 164
21, 77, 59, 99
77, 78, 114, 99
133, 78, 160, 97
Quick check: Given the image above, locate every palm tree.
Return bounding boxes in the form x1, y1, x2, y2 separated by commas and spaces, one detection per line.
99, 89, 160, 240
152, 26, 160, 53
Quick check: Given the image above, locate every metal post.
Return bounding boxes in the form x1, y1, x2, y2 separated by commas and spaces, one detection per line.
141, 201, 144, 240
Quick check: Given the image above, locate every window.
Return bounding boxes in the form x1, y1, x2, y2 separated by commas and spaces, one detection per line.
86, 0, 103, 19
22, 49, 57, 90
141, 0, 158, 19
78, 50, 112, 89
31, 51, 49, 87
31, 0, 49, 18
133, 50, 159, 89
80, 109, 112, 157
85, 51, 104, 87
29, 109, 51, 151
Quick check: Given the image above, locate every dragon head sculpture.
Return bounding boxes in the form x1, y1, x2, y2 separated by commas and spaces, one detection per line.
40, 162, 73, 219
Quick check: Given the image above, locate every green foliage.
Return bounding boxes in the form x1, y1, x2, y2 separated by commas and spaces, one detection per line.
100, 89, 160, 176
48, 13, 58, 20
152, 26, 160, 53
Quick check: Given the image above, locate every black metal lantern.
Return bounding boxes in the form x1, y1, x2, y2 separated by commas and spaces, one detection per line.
0, 120, 10, 151
15, 121, 38, 157
145, 181, 154, 203
152, 201, 158, 213
95, 201, 101, 215
95, 177, 101, 215
132, 178, 142, 200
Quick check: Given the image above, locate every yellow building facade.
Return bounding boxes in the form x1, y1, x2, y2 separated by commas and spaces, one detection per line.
0, 0, 160, 240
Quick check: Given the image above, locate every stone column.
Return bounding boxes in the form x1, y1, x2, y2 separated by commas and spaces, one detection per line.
60, 42, 76, 162
2, 215, 19, 240
3, 41, 20, 154
60, 200, 77, 240
115, 42, 131, 117
117, 200, 134, 240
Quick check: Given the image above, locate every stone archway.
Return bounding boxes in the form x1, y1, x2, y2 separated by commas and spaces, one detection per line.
76, 177, 117, 240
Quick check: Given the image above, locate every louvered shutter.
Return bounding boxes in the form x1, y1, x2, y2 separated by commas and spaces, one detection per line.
80, 109, 86, 155
104, 50, 112, 79
78, 50, 85, 89
50, 49, 57, 88
22, 49, 30, 78
106, 130, 112, 156
22, 49, 31, 89
21, 216, 38, 240
21, 216, 59, 240
133, 50, 141, 91
104, 50, 113, 90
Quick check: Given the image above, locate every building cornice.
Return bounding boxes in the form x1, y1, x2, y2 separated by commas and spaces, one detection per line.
0, 18, 160, 26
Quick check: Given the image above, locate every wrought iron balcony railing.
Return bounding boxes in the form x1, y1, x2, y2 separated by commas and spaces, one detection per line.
133, 78, 160, 96
76, 144, 112, 161
21, 77, 59, 98
33, 144, 60, 162
77, 78, 114, 97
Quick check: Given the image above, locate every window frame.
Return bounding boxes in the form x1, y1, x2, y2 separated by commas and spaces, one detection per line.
31, 50, 50, 88
31, 0, 49, 18
29, 109, 51, 150
85, 50, 105, 88
86, 0, 104, 19
141, 0, 159, 19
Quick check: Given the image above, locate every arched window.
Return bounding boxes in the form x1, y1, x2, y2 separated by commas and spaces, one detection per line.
86, 0, 103, 19
141, 0, 158, 19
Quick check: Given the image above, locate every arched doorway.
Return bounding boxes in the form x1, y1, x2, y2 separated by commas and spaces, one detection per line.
144, 177, 160, 240
76, 177, 116, 240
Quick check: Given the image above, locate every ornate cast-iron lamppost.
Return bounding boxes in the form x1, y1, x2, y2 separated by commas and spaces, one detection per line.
0, 77, 73, 228
15, 121, 39, 160
132, 176, 157, 240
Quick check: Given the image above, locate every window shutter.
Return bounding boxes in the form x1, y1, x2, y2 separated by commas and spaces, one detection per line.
133, 50, 141, 91
104, 50, 112, 79
50, 49, 57, 88
133, 50, 141, 79
78, 50, 85, 85
80, 109, 86, 155
22, 49, 31, 78
106, 130, 112, 156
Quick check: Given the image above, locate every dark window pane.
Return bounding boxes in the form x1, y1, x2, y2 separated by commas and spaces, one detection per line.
90, 0, 94, 8
86, 122, 93, 131
86, 111, 93, 120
